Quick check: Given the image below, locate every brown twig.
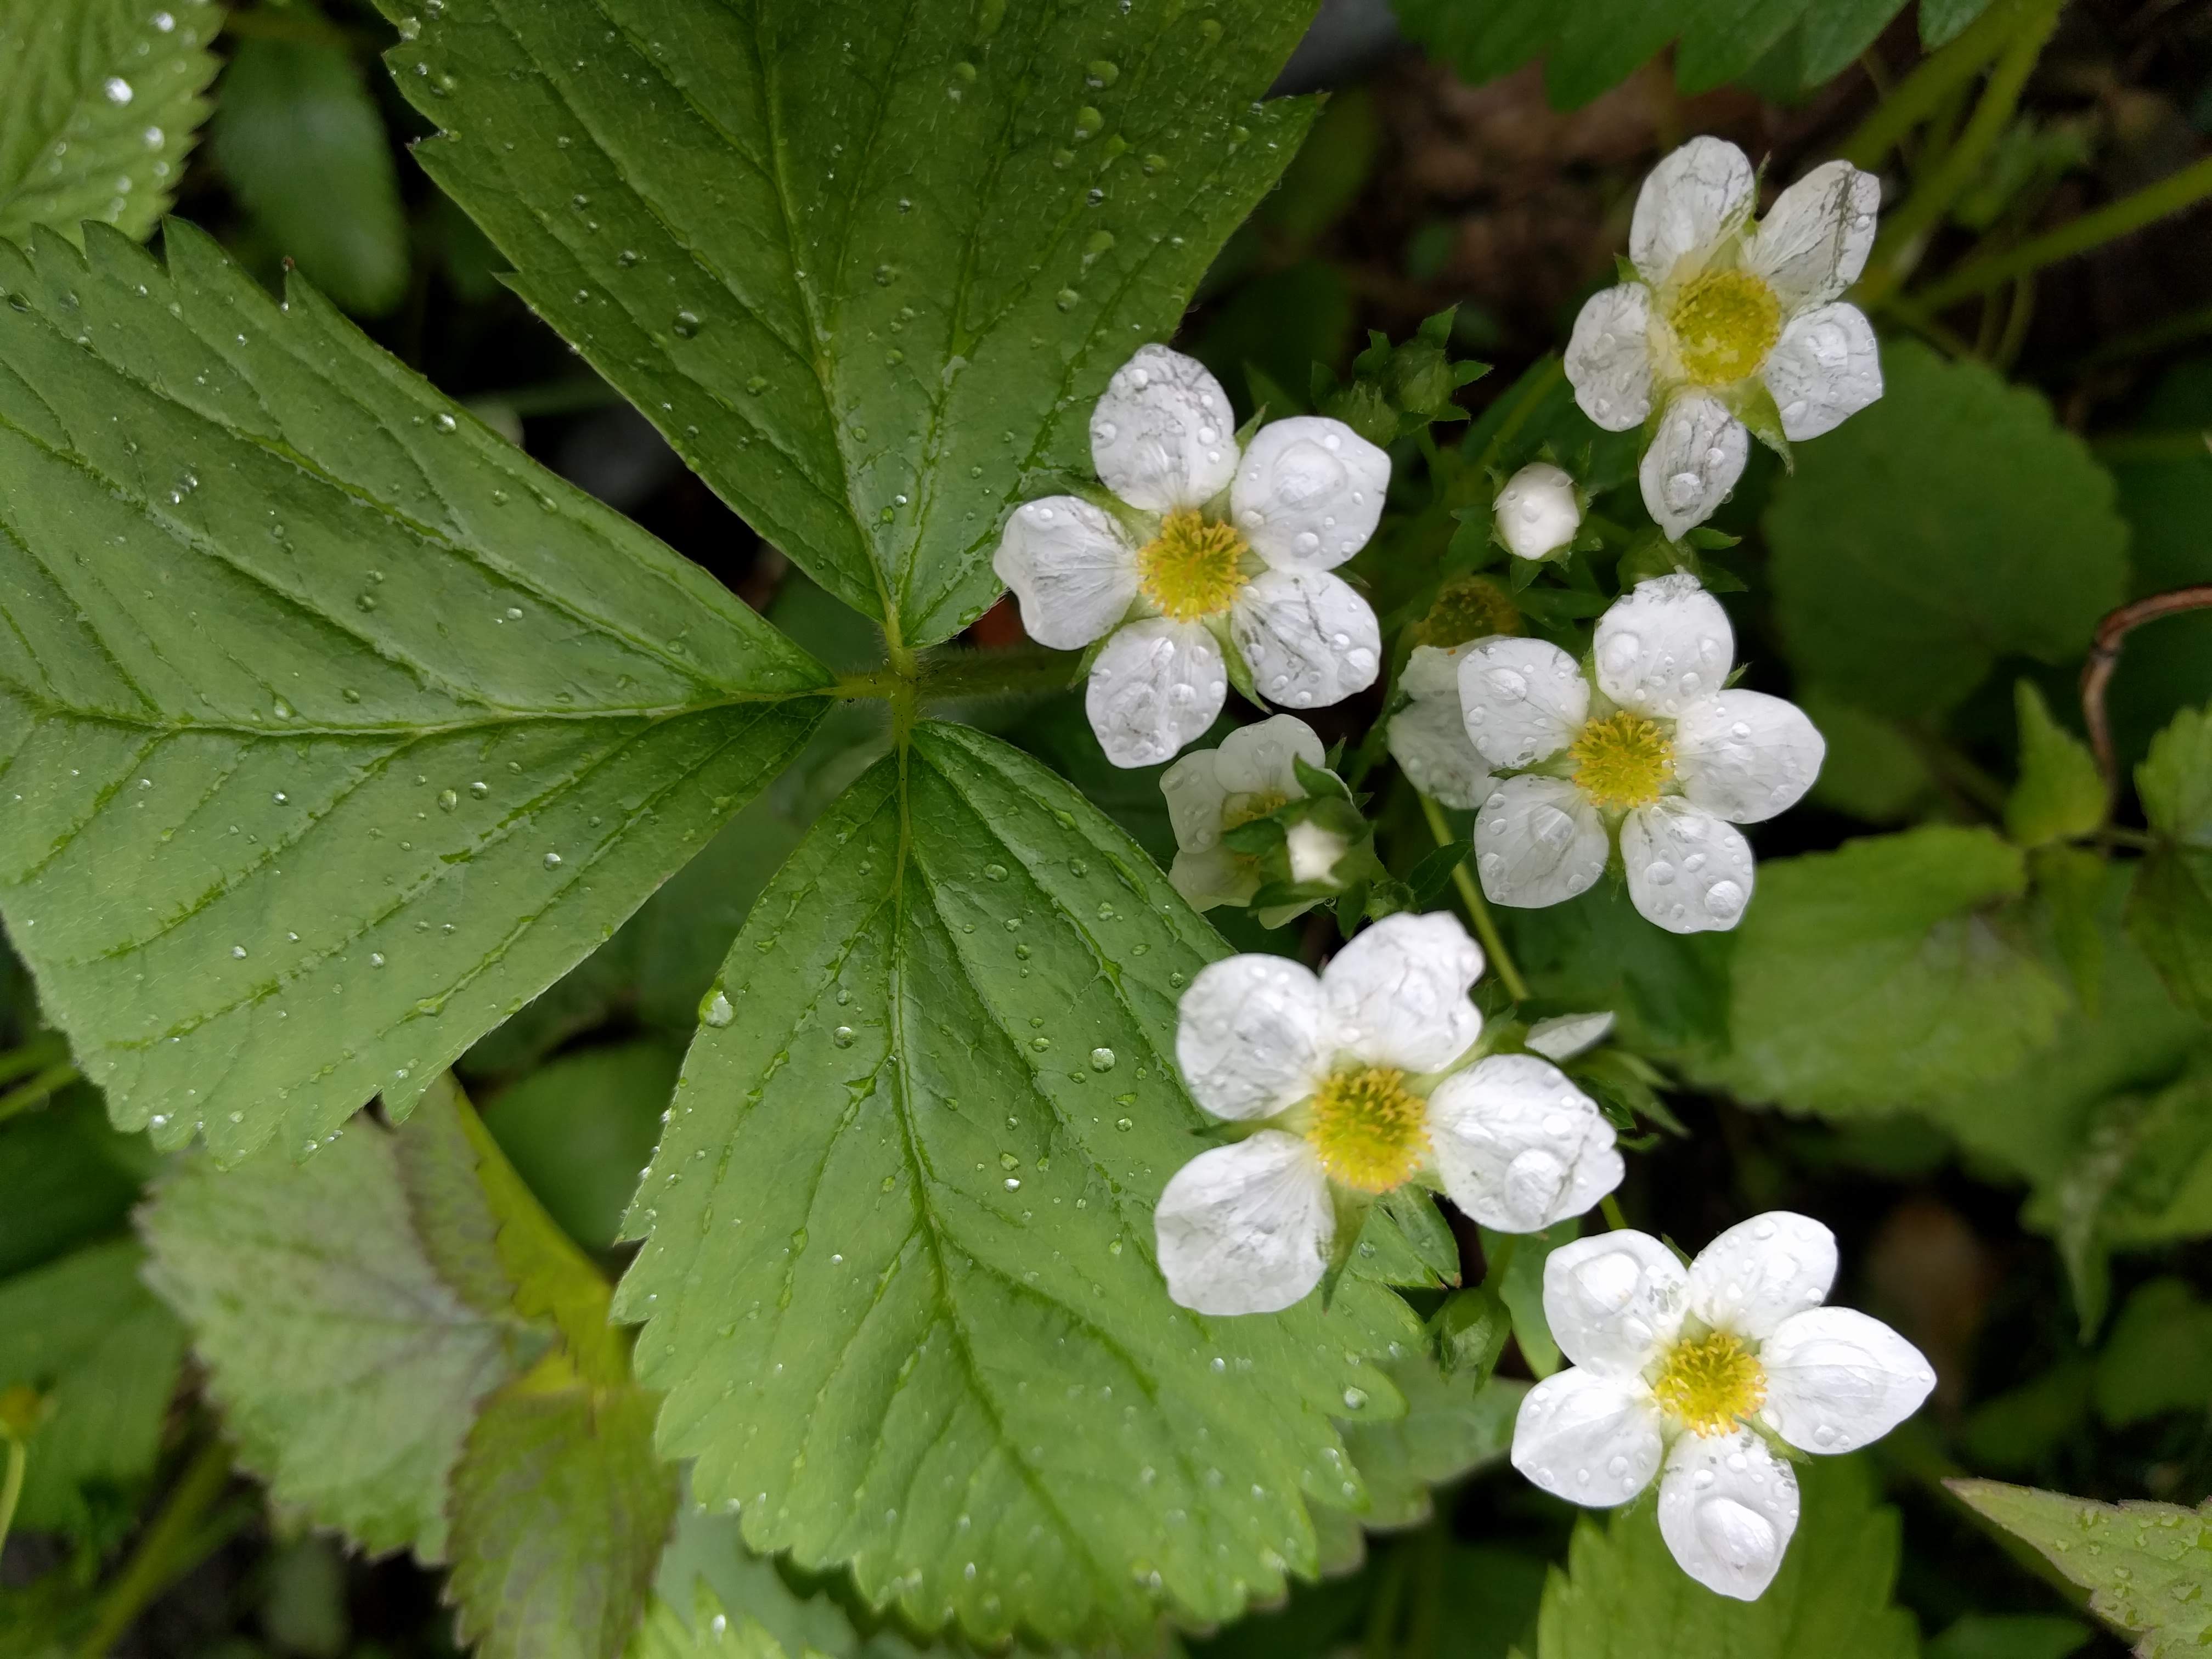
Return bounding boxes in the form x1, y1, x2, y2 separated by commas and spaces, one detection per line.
2080, 583, 2212, 795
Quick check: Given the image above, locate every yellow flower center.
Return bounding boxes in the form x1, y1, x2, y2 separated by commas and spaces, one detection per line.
1306, 1065, 1429, 1195
1568, 710, 1675, 812
1666, 268, 1782, 387
1650, 1330, 1768, 1437
1137, 509, 1251, 623
1415, 576, 1522, 648
1221, 789, 1290, 832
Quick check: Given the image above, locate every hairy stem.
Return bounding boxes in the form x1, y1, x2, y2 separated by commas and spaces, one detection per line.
2080, 584, 2212, 798
1418, 794, 1530, 1002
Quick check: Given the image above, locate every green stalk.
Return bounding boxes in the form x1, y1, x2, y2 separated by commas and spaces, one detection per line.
1600, 1194, 1630, 1232
0, 1438, 24, 1558
74, 1442, 233, 1659
1912, 154, 2212, 311
0, 1062, 79, 1125
1417, 794, 1530, 1003
1858, 0, 2064, 303
1841, 0, 2046, 170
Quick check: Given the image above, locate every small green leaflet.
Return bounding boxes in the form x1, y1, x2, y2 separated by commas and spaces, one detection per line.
1951, 1481, 2212, 1658
2129, 704, 2212, 1019
1339, 1361, 1524, 1530
1536, 1458, 1917, 1658
1698, 827, 2068, 1118
0, 0, 223, 245
0, 1238, 185, 1536
1765, 344, 2129, 722
629, 1588, 812, 1659
0, 223, 832, 1161
615, 721, 1419, 1648
376, 0, 1323, 647
2005, 682, 2106, 848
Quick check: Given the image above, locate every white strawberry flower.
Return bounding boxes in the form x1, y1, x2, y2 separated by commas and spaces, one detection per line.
1494, 462, 1583, 562
1154, 914, 1623, 1315
1510, 1212, 1934, 1601
1160, 714, 1339, 916
1458, 575, 1824, 934
1386, 642, 1496, 811
993, 345, 1389, 769
1567, 137, 1883, 540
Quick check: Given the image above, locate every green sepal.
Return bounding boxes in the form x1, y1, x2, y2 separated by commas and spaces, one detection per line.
1293, 754, 1355, 804
1221, 816, 1288, 859
1429, 1285, 1512, 1383
1404, 840, 1471, 909
1318, 1186, 1378, 1311
1731, 378, 1795, 469
1205, 615, 1263, 707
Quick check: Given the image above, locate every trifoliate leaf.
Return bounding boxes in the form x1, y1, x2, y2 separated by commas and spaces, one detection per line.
2093, 1278, 2212, 1428
1338, 1360, 1525, 1530
140, 1106, 540, 1560
614, 721, 1418, 1648
1765, 343, 2129, 721
2005, 682, 2106, 848
212, 33, 410, 317
2130, 705, 2212, 1018
0, 0, 222, 245
377, 0, 1324, 648
1950, 1481, 2212, 1658
1536, 1457, 1916, 1659
0, 1238, 185, 1536
1699, 827, 2068, 1118
0, 223, 832, 1162
447, 1359, 679, 1659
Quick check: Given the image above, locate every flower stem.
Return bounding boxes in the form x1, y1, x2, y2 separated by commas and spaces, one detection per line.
1600, 1194, 1630, 1232
1841, 0, 2041, 170
0, 1062, 79, 1126
0, 1437, 24, 1559
1912, 154, 2212, 312
1417, 793, 1530, 1003
74, 1440, 235, 1659
2079, 583, 2212, 799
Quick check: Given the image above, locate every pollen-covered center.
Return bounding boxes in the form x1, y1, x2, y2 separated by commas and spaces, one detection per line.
1138, 508, 1251, 623
1651, 1330, 1768, 1437
1416, 575, 1523, 648
1569, 710, 1675, 812
1666, 268, 1782, 387
1221, 789, 1289, 831
1306, 1065, 1428, 1195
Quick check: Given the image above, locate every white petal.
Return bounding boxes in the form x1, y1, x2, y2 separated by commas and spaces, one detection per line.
1593, 573, 1736, 719
1473, 776, 1608, 911
1541, 1229, 1689, 1379
1687, 1210, 1837, 1340
1673, 691, 1825, 823
1762, 303, 1883, 442
1285, 821, 1347, 885
1455, 637, 1589, 769
1427, 1054, 1623, 1234
1565, 284, 1656, 432
1629, 137, 1756, 286
1175, 954, 1327, 1121
1159, 748, 1229, 854
1620, 801, 1756, 934
1231, 417, 1390, 572
1493, 462, 1583, 563
1168, 845, 1255, 912
1657, 1430, 1799, 1602
1091, 343, 1239, 512
991, 495, 1139, 650
1526, 1011, 1616, 1062
1389, 694, 1494, 811
1401, 640, 1471, 704
1511, 1368, 1665, 1509
1214, 713, 1327, 798
1085, 618, 1226, 769
1154, 1133, 1333, 1316
1759, 1307, 1936, 1454
1748, 161, 1881, 312
1321, 911, 1485, 1073
1639, 393, 1749, 542
1229, 569, 1381, 712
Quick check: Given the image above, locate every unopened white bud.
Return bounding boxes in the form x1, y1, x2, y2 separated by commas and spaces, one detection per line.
1285, 820, 1347, 886
1494, 462, 1582, 562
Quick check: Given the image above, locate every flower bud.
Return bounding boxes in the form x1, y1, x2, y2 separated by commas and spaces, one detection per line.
1284, 820, 1348, 886
1493, 462, 1582, 562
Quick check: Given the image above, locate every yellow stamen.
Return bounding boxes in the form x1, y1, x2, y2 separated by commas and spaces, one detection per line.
1306, 1065, 1427, 1195
1138, 509, 1251, 623
1415, 576, 1522, 648
1221, 789, 1289, 831
1650, 1330, 1767, 1437
1568, 710, 1675, 813
1666, 268, 1782, 388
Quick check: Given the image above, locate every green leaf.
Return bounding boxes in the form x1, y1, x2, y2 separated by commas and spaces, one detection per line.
1765, 343, 2129, 720
648, 1509, 884, 1659
0, 1090, 154, 1279
614, 721, 1418, 1647
140, 1103, 540, 1560
1950, 1481, 2212, 1658
1699, 827, 2069, 1117
0, 222, 832, 1161
1921, 0, 1999, 48
2130, 704, 2212, 1017
1536, 1458, 1917, 1659
0, 0, 222, 245
211, 33, 410, 317
0, 1238, 185, 1536
2094, 1278, 2212, 1427
1923, 1613, 2091, 1659
377, 0, 1323, 647
2138, 703, 2212, 840
1798, 0, 1911, 83
447, 1363, 680, 1659
1797, 691, 1938, 825
2005, 682, 2106, 847
484, 1041, 684, 1250
630, 1588, 803, 1659
1338, 1360, 1525, 1530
